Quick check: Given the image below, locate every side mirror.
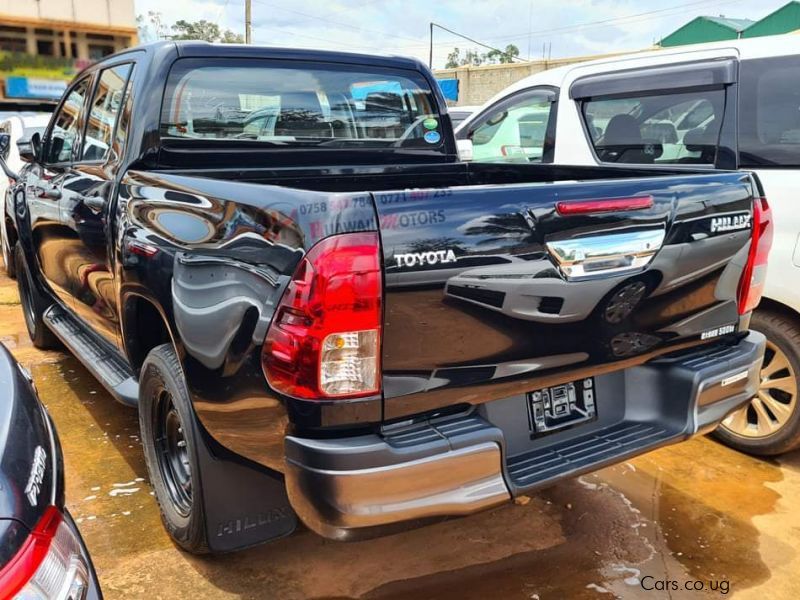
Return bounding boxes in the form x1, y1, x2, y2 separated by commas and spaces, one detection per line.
17, 131, 40, 164
456, 138, 474, 162
0, 146, 17, 182
0, 133, 10, 161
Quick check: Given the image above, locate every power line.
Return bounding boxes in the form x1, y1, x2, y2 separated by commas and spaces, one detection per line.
239, 0, 747, 69
385, 0, 744, 52
296, 0, 382, 25
477, 0, 745, 43
254, 29, 381, 51
429, 21, 524, 67
250, 0, 420, 43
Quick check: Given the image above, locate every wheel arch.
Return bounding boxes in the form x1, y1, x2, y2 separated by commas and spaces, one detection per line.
757, 297, 800, 325
3, 212, 17, 247
122, 292, 182, 373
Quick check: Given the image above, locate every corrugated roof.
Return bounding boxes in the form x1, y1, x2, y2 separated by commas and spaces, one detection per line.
743, 1, 800, 38
702, 16, 755, 31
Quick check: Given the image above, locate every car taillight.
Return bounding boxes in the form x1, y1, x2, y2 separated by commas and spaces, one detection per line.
262, 232, 382, 400
0, 507, 90, 600
738, 196, 773, 315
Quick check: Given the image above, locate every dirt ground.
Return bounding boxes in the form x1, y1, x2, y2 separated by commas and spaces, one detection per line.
2, 265, 800, 599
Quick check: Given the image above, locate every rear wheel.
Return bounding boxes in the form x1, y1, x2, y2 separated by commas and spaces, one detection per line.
714, 309, 800, 456
14, 243, 58, 349
139, 344, 209, 554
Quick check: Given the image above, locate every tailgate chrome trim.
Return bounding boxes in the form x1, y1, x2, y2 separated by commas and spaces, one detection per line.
546, 228, 665, 280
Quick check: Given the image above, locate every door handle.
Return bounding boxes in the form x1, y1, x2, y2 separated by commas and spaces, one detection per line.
34, 186, 61, 200
81, 195, 107, 212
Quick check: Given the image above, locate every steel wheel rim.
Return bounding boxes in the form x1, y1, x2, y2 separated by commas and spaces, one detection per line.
154, 390, 193, 516
604, 281, 646, 324
722, 340, 798, 439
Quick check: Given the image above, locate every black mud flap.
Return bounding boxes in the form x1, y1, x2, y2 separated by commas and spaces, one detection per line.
196, 427, 297, 553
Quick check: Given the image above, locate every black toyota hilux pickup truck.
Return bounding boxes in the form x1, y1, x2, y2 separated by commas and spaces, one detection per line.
3, 41, 769, 553
0, 344, 101, 598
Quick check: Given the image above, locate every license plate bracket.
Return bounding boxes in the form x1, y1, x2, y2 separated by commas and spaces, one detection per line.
527, 378, 597, 437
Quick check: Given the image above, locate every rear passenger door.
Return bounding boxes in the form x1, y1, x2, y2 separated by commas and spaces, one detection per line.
27, 75, 93, 307
571, 59, 738, 169
60, 62, 134, 349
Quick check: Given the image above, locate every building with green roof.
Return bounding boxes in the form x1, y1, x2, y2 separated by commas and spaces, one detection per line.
742, 1, 800, 37
660, 16, 755, 47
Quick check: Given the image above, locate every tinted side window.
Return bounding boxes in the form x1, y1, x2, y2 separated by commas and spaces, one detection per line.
739, 56, 800, 167
82, 64, 132, 162
469, 90, 556, 163
46, 77, 90, 164
110, 65, 135, 164
581, 88, 726, 165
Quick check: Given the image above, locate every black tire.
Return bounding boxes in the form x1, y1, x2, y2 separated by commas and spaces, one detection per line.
713, 309, 800, 456
14, 242, 58, 349
2, 229, 16, 279
139, 344, 209, 554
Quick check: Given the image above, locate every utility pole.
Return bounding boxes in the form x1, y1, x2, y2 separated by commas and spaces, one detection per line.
245, 0, 252, 44
429, 22, 433, 68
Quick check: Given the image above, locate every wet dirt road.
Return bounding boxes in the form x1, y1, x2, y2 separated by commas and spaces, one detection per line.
2, 267, 800, 600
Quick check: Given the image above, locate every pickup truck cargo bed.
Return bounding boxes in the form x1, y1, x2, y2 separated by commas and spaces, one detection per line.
145, 163, 758, 423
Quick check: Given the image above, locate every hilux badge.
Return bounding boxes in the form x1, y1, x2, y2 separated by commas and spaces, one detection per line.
710, 213, 751, 233
394, 249, 457, 268
24, 446, 47, 507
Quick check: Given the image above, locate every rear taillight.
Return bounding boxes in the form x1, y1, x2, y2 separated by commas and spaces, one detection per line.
0, 507, 90, 600
262, 232, 382, 400
738, 196, 773, 315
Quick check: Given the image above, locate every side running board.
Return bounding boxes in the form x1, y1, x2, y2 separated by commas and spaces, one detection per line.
43, 305, 139, 407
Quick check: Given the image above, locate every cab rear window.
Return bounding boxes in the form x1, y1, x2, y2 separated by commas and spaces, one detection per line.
160, 58, 445, 151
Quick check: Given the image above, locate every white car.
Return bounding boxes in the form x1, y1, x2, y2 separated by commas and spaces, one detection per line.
457, 34, 800, 456
447, 105, 480, 129
0, 112, 51, 278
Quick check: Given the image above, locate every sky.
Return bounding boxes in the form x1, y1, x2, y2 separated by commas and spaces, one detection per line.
133, 0, 795, 68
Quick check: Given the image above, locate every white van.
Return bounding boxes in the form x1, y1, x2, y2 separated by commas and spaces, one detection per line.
456, 35, 800, 455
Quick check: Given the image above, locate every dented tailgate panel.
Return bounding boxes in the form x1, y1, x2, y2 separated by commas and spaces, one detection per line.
374, 171, 755, 420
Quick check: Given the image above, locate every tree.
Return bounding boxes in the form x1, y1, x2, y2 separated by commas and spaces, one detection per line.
221, 29, 245, 44
445, 47, 486, 68
444, 44, 519, 68
170, 19, 244, 43
137, 11, 168, 43
486, 44, 520, 64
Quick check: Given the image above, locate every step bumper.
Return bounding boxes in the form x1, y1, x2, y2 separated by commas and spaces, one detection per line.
285, 332, 765, 540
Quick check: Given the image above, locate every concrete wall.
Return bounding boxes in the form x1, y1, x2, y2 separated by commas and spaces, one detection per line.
434, 50, 641, 106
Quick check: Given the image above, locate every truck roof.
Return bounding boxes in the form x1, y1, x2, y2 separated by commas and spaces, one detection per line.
103, 40, 428, 72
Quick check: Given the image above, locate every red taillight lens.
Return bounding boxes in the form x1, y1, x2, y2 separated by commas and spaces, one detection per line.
0, 507, 61, 599
0, 506, 90, 600
738, 197, 773, 315
262, 232, 382, 400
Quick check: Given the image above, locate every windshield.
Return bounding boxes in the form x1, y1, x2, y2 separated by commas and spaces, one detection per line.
160, 58, 445, 151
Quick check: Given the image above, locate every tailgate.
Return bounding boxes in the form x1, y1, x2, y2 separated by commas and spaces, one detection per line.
374, 172, 756, 421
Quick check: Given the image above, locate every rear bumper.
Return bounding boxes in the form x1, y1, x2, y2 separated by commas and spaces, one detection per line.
285, 331, 765, 540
